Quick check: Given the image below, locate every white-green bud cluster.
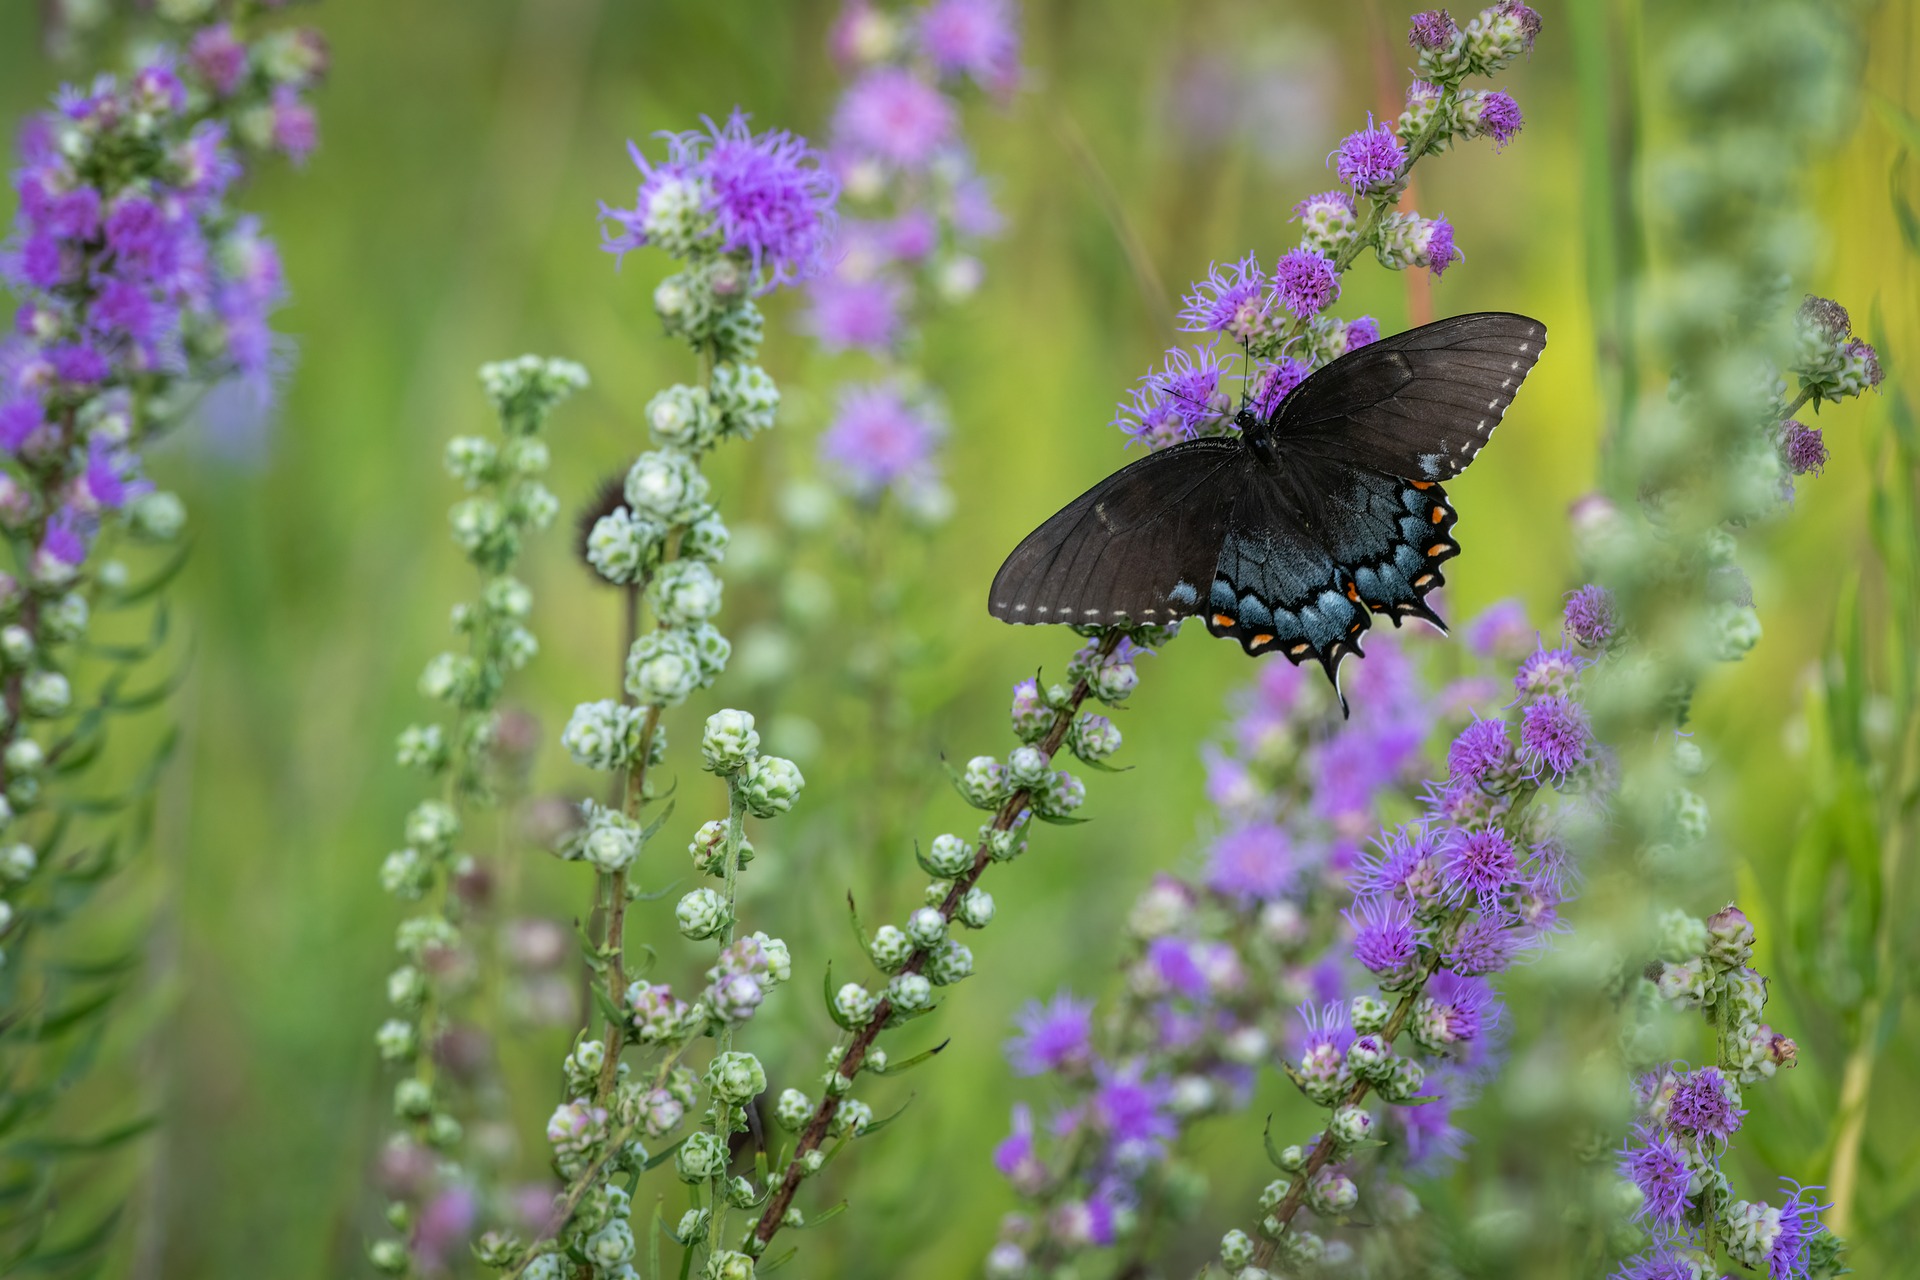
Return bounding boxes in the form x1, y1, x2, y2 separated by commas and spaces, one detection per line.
701, 708, 760, 774
646, 384, 720, 451
651, 559, 724, 626
675, 887, 732, 940
562, 699, 653, 771
625, 449, 710, 524
711, 362, 780, 439
707, 1050, 767, 1103
586, 507, 666, 584
478, 354, 589, 435
741, 754, 804, 818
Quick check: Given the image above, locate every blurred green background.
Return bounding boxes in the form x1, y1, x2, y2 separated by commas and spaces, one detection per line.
2, 1, 1916, 1276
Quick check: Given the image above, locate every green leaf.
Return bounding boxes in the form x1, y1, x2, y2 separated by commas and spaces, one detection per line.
757, 1247, 800, 1274
789, 1202, 847, 1231
1262, 1114, 1291, 1171
18, 984, 124, 1042
1032, 811, 1089, 826
100, 537, 194, 608
845, 892, 868, 956
9, 1114, 155, 1160
870, 1039, 948, 1077
104, 643, 196, 712
851, 1095, 913, 1139
639, 799, 678, 844
642, 1137, 687, 1172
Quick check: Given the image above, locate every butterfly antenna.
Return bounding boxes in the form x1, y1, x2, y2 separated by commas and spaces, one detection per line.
1156, 383, 1213, 414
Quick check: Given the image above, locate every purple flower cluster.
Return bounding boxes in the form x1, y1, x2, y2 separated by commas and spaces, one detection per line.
1, 28, 320, 574
817, 382, 944, 498
600, 109, 839, 291
810, 0, 1018, 503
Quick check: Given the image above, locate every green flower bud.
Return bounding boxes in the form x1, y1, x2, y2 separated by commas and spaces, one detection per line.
904, 906, 947, 950
374, 1018, 417, 1061
868, 924, 913, 972
701, 709, 760, 774
626, 629, 703, 707
128, 490, 186, 542
625, 449, 710, 523
676, 888, 731, 940
675, 1130, 727, 1183
711, 362, 780, 440
955, 887, 995, 929
741, 754, 804, 818
707, 1050, 767, 1104
379, 848, 430, 899
651, 558, 724, 627
775, 1088, 812, 1130
22, 671, 69, 718
925, 939, 974, 986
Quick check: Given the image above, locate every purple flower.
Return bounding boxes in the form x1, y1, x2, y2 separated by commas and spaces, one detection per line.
1006, 992, 1094, 1076
1345, 315, 1380, 349
1780, 420, 1827, 475
1613, 1239, 1696, 1280
1408, 9, 1459, 50
1663, 1066, 1744, 1144
1466, 598, 1532, 659
818, 383, 940, 496
1347, 894, 1419, 977
884, 208, 938, 260
1561, 584, 1615, 648
1113, 346, 1230, 448
698, 111, 840, 288
1179, 253, 1274, 341
173, 121, 243, 205
803, 272, 905, 352
1394, 1088, 1470, 1170
1423, 215, 1458, 278
834, 68, 957, 170
104, 196, 174, 278
1427, 969, 1499, 1044
131, 63, 187, 117
1333, 117, 1405, 193
1620, 1124, 1691, 1224
1844, 337, 1884, 388
1251, 358, 1307, 419
41, 505, 91, 568
1291, 188, 1355, 222
1090, 1061, 1178, 1156
1495, 1, 1544, 52
190, 25, 249, 96
1513, 644, 1586, 698
50, 341, 110, 387
411, 1185, 478, 1270
1441, 911, 1525, 975
1146, 937, 1209, 999
1767, 1180, 1829, 1278
951, 174, 1004, 237
1296, 999, 1354, 1057
1476, 90, 1524, 149
1352, 827, 1443, 905
917, 0, 1020, 95
993, 1103, 1045, 1191
1518, 695, 1591, 778
0, 398, 43, 452
1441, 826, 1519, 906
81, 436, 150, 511
1205, 821, 1295, 901
1272, 247, 1340, 317
1447, 717, 1511, 784
270, 87, 319, 165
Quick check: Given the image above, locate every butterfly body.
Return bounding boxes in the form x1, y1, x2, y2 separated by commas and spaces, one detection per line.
990, 312, 1545, 704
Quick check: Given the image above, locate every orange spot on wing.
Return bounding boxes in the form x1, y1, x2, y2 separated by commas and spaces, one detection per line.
1289, 642, 1311, 656
1211, 613, 1235, 628
1427, 543, 1450, 557
1251, 633, 1274, 646
1414, 573, 1435, 587
1344, 582, 1359, 602
1410, 480, 1434, 490
1348, 621, 1363, 635
1430, 507, 1447, 524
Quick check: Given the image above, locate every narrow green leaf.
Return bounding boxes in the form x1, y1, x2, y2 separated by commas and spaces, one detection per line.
870, 1038, 948, 1077
101, 537, 194, 608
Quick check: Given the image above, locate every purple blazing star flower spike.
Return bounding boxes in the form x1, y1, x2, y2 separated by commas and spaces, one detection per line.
1408, 8, 1458, 50
1272, 247, 1340, 317
1780, 420, 1827, 475
1179, 253, 1274, 341
803, 272, 905, 352
269, 87, 319, 165
1347, 894, 1419, 976
1296, 999, 1354, 1055
1345, 315, 1380, 349
1518, 694, 1591, 778
1562, 583, 1615, 648
1352, 826, 1442, 903
1620, 1123, 1691, 1224
818, 383, 940, 496
917, 0, 1020, 95
1251, 358, 1308, 420
1498, 0, 1544, 50
1006, 992, 1094, 1077
1291, 188, 1355, 222
1613, 1237, 1695, 1280
951, 175, 1004, 237
1205, 821, 1295, 902
1441, 825, 1519, 906
1447, 717, 1511, 784
1426, 969, 1499, 1044
1333, 116, 1405, 193
834, 67, 958, 170
1514, 643, 1587, 697
1664, 1066, 1745, 1144
1394, 1085, 1469, 1169
50, 341, 110, 387
1478, 90, 1524, 149
697, 111, 840, 289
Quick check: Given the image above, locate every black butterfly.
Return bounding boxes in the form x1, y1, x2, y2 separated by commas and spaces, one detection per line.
989, 311, 1547, 709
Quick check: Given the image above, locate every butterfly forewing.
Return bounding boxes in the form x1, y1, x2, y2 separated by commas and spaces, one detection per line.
1275, 311, 1545, 480
989, 437, 1239, 627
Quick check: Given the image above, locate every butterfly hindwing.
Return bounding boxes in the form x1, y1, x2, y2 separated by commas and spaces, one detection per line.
988, 437, 1239, 627
1276, 311, 1545, 480
1204, 454, 1459, 699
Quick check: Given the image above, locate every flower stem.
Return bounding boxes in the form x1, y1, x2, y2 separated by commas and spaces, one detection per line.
749, 629, 1125, 1250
